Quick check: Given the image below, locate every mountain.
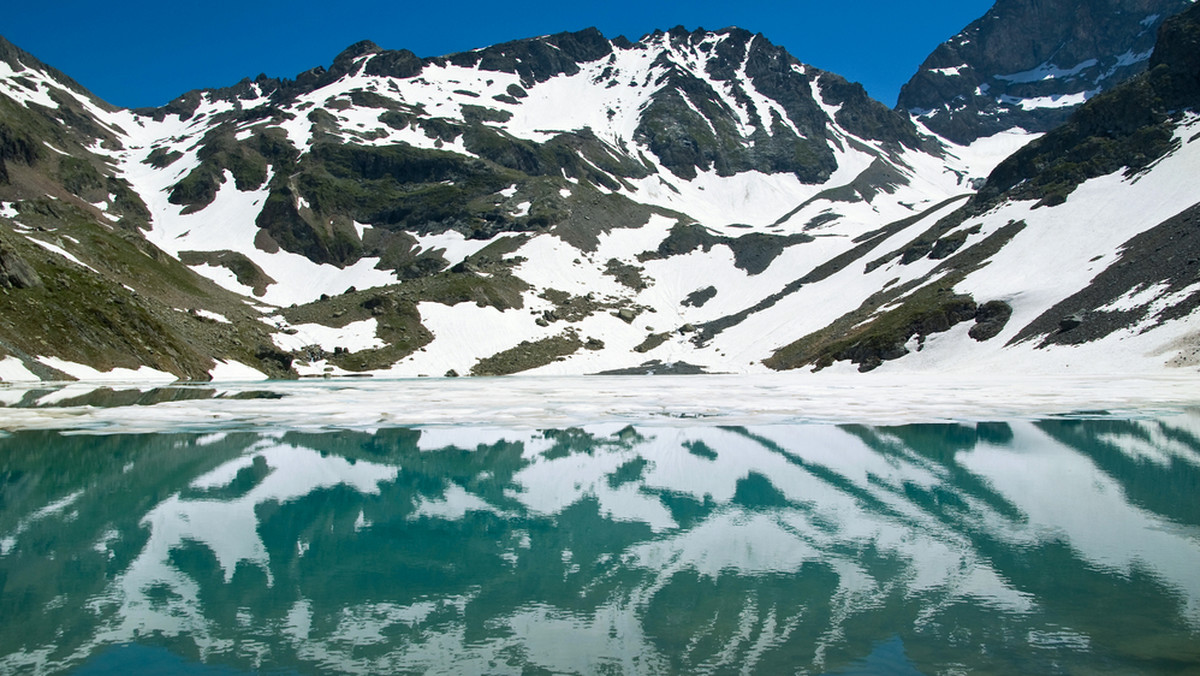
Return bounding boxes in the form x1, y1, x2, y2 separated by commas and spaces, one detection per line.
0, 1, 1198, 382
898, 0, 1194, 144
769, 1, 1200, 373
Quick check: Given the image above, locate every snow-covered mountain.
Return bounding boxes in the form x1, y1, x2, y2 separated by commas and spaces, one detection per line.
0, 1, 1198, 382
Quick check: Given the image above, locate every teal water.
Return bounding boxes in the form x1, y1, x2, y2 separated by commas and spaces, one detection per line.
1, 417, 1199, 674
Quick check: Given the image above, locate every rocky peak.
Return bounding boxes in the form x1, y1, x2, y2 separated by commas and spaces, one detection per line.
898, 0, 1194, 144
0, 35, 108, 108
435, 27, 614, 86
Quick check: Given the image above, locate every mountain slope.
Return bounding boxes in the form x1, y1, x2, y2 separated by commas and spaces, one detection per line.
898, 0, 1194, 144
0, 37, 298, 380
765, 1, 1200, 374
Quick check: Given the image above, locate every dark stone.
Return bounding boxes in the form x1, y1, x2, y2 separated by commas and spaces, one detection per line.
363, 49, 424, 79
682, 286, 717, 308
593, 360, 709, 375
439, 28, 613, 86
255, 345, 294, 372
969, 300, 1013, 341
0, 246, 42, 289
1059, 313, 1084, 332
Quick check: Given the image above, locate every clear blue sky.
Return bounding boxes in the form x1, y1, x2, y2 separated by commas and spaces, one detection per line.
2, 0, 994, 109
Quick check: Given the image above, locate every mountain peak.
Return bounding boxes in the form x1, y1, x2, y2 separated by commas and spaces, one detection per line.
333, 40, 383, 65
0, 34, 101, 105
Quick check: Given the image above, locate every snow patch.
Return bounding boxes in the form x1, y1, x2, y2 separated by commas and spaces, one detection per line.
994, 59, 1099, 84
193, 309, 231, 324
0, 356, 40, 382
271, 318, 384, 354
929, 66, 967, 77
25, 237, 98, 273
412, 230, 503, 268
1001, 91, 1093, 111
36, 357, 177, 383
209, 360, 269, 382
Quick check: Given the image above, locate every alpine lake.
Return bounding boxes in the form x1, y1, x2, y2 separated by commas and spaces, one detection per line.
1, 374, 1198, 675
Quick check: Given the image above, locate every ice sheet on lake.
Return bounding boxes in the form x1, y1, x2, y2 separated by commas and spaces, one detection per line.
0, 372, 1197, 433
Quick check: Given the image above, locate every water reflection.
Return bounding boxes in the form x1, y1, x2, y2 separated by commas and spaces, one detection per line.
1, 416, 1198, 674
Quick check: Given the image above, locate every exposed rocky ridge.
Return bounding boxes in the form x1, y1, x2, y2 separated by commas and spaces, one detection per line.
0, 36, 103, 108
898, 0, 1194, 144
133, 24, 939, 286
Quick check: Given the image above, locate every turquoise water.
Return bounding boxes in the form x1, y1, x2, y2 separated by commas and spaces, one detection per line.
1, 416, 1199, 674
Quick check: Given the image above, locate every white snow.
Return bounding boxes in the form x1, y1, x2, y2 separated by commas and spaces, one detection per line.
1001, 91, 1093, 110
24, 237, 98, 273
192, 309, 231, 324
0, 356, 39, 382
994, 59, 1100, 84
208, 360, 269, 381
36, 357, 177, 383
411, 230, 502, 268
928, 66, 967, 77
127, 167, 398, 306
383, 301, 545, 377
272, 318, 385, 354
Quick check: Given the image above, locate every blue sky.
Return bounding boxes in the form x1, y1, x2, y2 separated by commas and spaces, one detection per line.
3, 0, 994, 109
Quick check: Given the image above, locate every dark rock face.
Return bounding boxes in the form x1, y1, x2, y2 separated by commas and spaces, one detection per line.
969, 300, 1013, 341
631, 28, 920, 181
971, 2, 1200, 211
438, 27, 614, 86
643, 223, 813, 275
898, 0, 1193, 144
0, 245, 42, 289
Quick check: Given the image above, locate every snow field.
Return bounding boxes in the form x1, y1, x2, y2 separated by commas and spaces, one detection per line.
271, 318, 386, 354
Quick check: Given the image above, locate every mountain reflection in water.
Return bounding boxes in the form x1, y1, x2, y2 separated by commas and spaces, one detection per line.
1, 415, 1199, 674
